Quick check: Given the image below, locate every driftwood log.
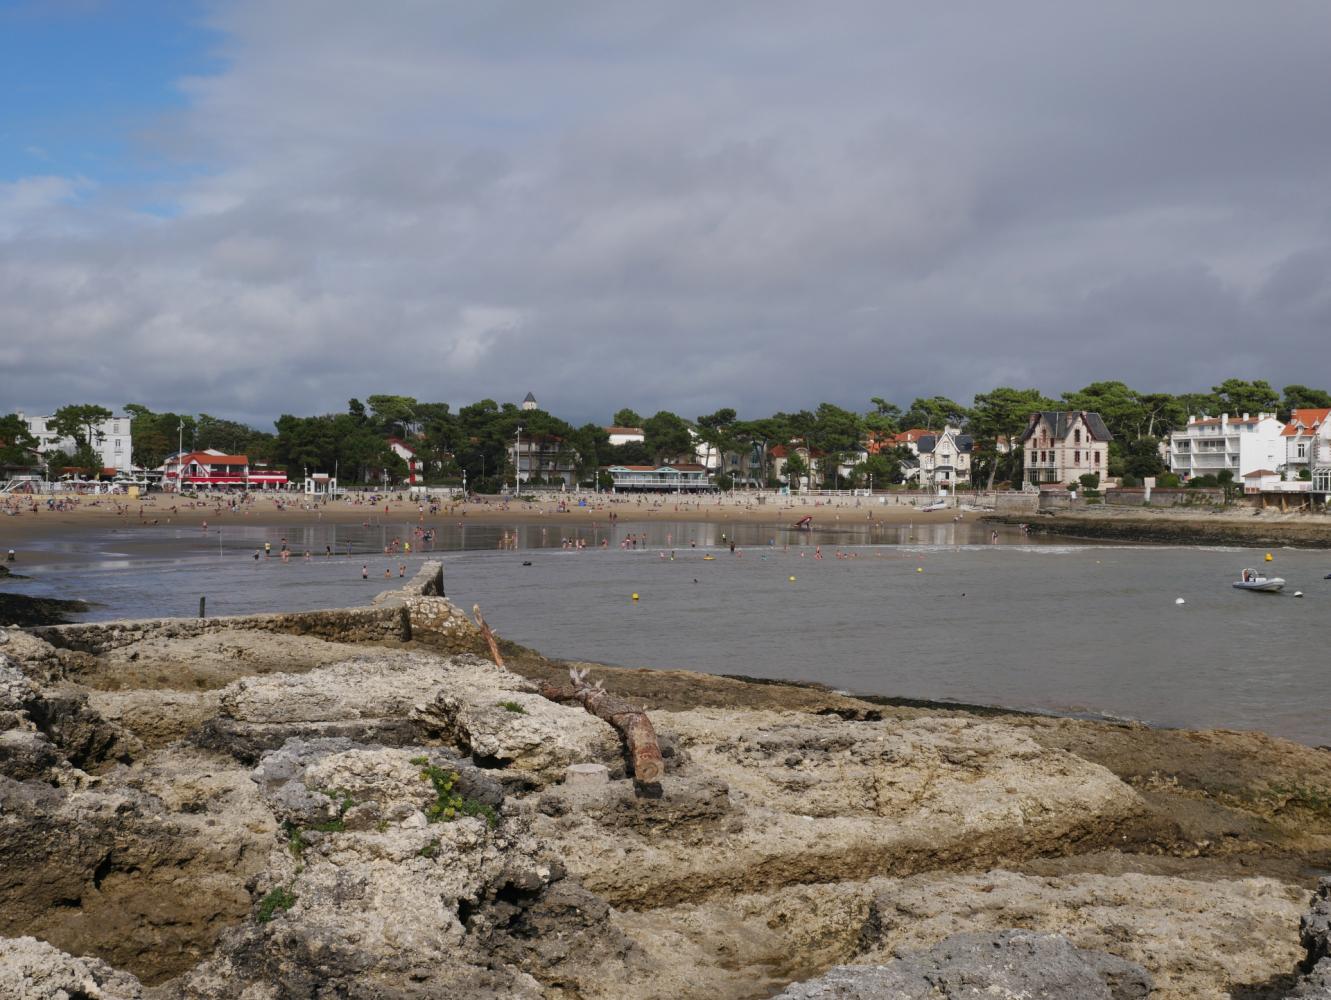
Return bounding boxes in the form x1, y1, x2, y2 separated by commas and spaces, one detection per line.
472, 605, 506, 668
540, 667, 665, 786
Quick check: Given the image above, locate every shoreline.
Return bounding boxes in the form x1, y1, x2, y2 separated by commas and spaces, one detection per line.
0, 492, 975, 548
985, 506, 1331, 548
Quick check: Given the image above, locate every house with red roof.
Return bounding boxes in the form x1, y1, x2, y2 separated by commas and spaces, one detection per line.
162, 450, 289, 491
1281, 408, 1331, 482
386, 438, 423, 485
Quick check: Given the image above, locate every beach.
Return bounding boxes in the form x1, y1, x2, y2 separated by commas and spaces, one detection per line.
0, 490, 972, 554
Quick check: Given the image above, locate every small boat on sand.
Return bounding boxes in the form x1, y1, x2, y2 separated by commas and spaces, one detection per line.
1234, 568, 1285, 593
919, 500, 948, 512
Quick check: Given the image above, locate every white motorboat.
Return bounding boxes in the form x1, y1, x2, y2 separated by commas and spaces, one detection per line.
919, 500, 948, 512
1233, 568, 1285, 592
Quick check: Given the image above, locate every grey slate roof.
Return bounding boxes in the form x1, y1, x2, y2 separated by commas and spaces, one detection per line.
917, 433, 974, 454
1020, 411, 1113, 443
523, 392, 537, 402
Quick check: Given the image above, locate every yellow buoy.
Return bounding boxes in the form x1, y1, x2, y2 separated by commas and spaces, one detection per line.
917, 567, 923, 573
631, 593, 639, 601
789, 575, 796, 582
1265, 553, 1273, 562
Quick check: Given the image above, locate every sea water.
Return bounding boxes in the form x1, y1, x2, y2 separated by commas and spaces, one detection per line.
9, 519, 1329, 746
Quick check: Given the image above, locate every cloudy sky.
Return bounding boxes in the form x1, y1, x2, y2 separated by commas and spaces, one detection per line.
3, 1, 1330, 428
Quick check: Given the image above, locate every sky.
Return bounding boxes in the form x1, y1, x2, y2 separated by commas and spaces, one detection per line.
3, 0, 1331, 430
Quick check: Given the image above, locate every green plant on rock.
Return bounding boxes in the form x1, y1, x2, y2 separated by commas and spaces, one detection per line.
284, 821, 308, 860
498, 700, 527, 714
309, 787, 356, 832
418, 838, 440, 858
257, 886, 297, 924
410, 756, 498, 828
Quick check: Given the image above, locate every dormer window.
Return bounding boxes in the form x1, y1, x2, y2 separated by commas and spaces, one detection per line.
1074, 429, 1081, 444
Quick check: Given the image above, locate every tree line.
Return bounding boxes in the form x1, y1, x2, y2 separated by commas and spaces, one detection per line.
3, 379, 1325, 488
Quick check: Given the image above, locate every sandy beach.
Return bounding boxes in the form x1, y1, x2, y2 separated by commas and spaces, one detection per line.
0, 490, 973, 550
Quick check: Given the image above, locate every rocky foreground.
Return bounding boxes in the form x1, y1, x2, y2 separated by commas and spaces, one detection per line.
1, 563, 1330, 998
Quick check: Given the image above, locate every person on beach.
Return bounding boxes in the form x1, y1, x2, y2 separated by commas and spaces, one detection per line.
264, 541, 271, 558
362, 564, 368, 579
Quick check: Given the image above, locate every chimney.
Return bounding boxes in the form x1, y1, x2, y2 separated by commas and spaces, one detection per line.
1188, 415, 1196, 424
1242, 413, 1249, 421
1221, 413, 1229, 426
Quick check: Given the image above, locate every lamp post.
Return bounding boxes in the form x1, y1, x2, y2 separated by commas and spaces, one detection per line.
177, 420, 184, 493
515, 426, 523, 491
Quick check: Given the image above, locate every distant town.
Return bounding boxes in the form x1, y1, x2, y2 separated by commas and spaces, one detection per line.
3, 379, 1329, 500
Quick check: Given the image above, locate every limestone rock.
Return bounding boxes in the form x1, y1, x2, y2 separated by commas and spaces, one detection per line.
1291, 877, 1331, 999
0, 935, 144, 999
856, 870, 1306, 1000
537, 709, 1147, 908
172, 744, 643, 1000
416, 684, 623, 787
772, 929, 1151, 999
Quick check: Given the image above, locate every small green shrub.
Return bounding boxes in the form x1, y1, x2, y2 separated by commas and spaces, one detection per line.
498, 700, 527, 714
410, 758, 498, 828
257, 886, 297, 924
418, 838, 440, 858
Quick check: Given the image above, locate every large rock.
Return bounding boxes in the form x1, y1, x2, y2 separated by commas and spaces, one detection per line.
0, 936, 144, 999
1291, 877, 1331, 998
171, 743, 647, 999
772, 929, 1151, 999
855, 869, 1306, 1000
537, 710, 1147, 907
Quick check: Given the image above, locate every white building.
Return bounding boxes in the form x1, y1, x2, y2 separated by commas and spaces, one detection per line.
17, 411, 133, 473
605, 426, 645, 447
1168, 413, 1285, 483
915, 426, 974, 487
521, 392, 539, 412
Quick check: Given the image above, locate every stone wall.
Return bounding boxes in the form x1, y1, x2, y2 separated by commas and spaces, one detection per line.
1104, 487, 1227, 506
29, 560, 485, 657
992, 492, 1038, 515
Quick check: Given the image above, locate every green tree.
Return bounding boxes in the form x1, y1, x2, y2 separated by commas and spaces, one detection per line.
642, 411, 694, 462
366, 394, 418, 437
970, 387, 1052, 489
695, 408, 739, 470
782, 450, 810, 487
612, 408, 643, 428
1281, 384, 1331, 419
858, 448, 910, 487
865, 397, 902, 435
901, 396, 968, 431
0, 414, 38, 468
51, 404, 112, 472
1212, 379, 1279, 416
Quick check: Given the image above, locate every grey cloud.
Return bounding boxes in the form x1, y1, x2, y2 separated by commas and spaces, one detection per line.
4, 1, 1331, 428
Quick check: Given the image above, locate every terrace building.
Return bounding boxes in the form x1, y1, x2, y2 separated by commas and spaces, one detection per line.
17, 411, 132, 472
604, 464, 715, 492
1168, 413, 1284, 483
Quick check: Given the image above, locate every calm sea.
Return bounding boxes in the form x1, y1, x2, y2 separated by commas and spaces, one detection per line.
8, 518, 1329, 746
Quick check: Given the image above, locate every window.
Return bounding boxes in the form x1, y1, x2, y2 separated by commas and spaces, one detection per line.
1074, 450, 1080, 464
1299, 444, 1307, 458
1074, 429, 1081, 444
1094, 451, 1101, 466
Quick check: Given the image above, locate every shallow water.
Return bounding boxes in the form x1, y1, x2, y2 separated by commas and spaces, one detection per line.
7, 519, 1329, 746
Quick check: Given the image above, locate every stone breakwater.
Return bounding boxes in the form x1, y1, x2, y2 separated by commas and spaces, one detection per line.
0, 560, 1328, 998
